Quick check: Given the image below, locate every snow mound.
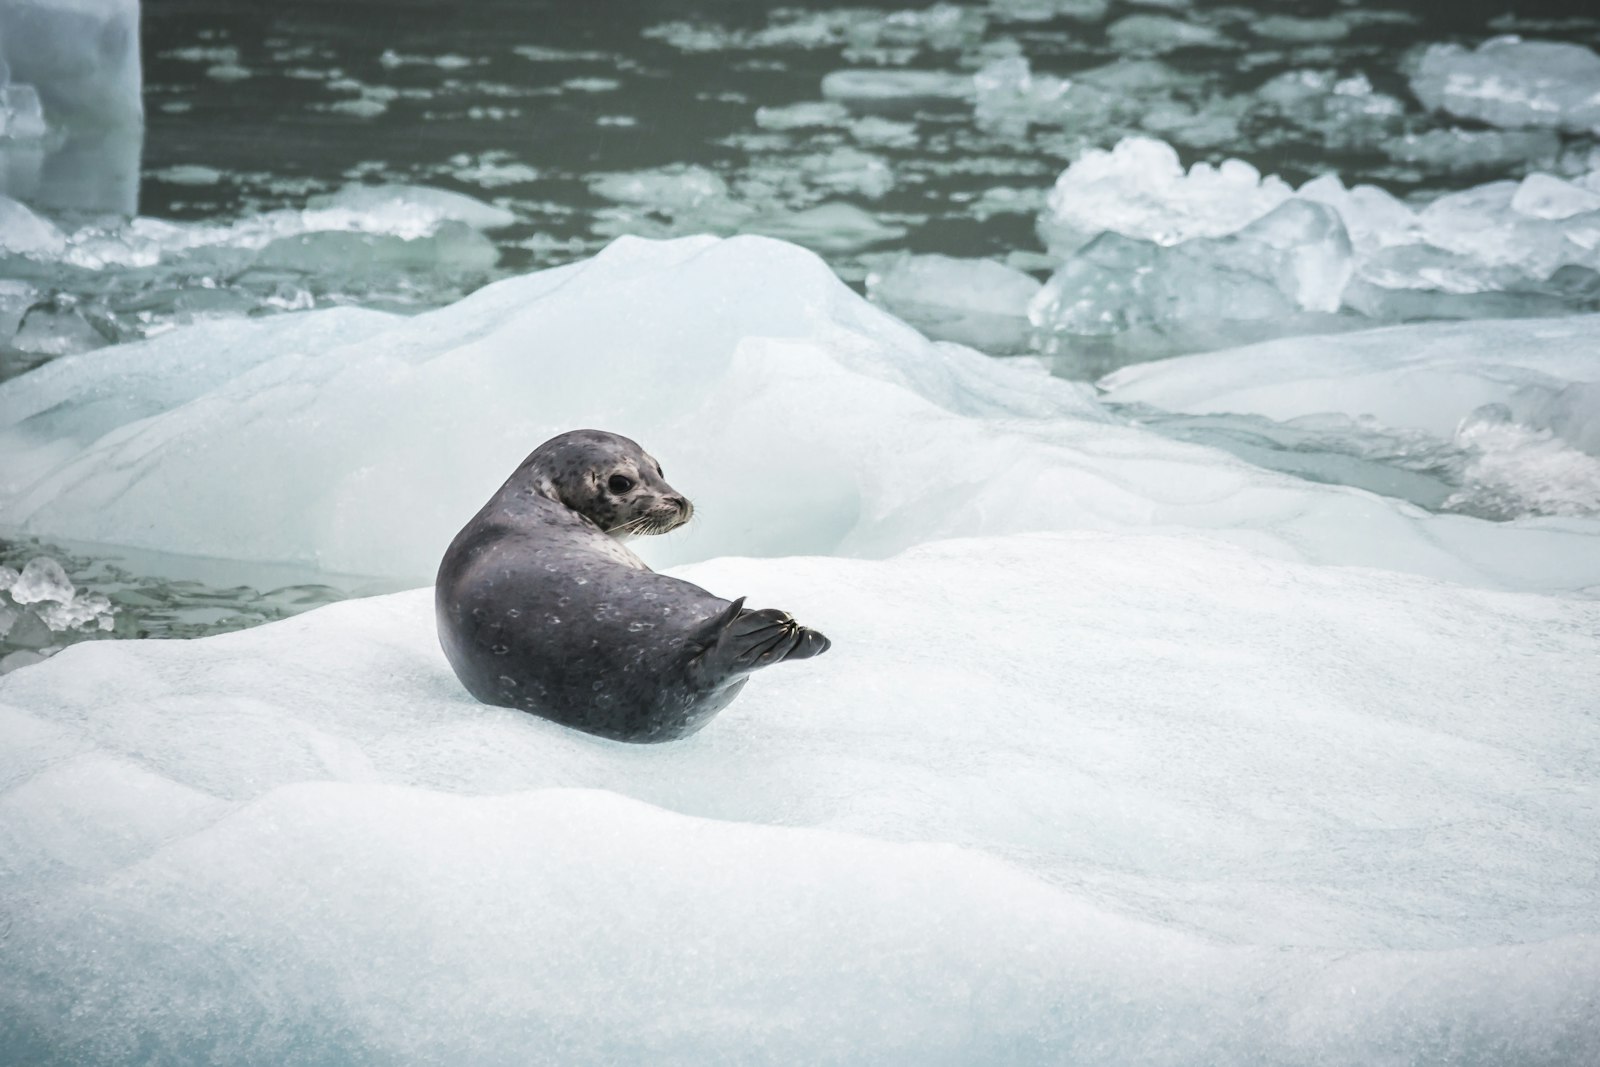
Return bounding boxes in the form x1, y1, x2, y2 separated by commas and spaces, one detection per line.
1, 534, 1596, 1062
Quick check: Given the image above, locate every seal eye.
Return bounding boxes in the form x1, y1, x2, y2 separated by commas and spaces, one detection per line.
608, 474, 634, 495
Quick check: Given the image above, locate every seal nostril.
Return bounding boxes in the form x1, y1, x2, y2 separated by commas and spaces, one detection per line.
670, 495, 689, 513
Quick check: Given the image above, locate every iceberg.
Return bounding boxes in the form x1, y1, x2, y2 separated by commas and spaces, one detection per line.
2, 235, 1598, 598
0, 0, 143, 213
1, 533, 1596, 1061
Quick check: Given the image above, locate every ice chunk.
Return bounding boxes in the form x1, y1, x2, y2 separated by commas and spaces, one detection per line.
1031, 200, 1353, 344
1410, 37, 1600, 134
865, 253, 1041, 353
8, 557, 72, 605
1105, 15, 1230, 53
987, 0, 1108, 22
1039, 137, 1600, 334
1251, 70, 1404, 150
1250, 15, 1350, 42
303, 183, 517, 233
2, 235, 1596, 596
1, 534, 1597, 1059
1037, 136, 1293, 255
737, 202, 906, 253
1382, 128, 1562, 174
753, 101, 848, 130
1099, 314, 1600, 451
820, 69, 974, 101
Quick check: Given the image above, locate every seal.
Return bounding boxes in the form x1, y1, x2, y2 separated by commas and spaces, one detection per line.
436, 429, 830, 742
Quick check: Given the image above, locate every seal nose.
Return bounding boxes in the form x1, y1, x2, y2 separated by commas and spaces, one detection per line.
669, 495, 691, 517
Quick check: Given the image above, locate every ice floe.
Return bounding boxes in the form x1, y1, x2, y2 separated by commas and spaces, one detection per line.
1, 531, 1596, 1060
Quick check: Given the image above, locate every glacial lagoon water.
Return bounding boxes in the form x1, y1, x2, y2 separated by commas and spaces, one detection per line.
1, 1, 1599, 1062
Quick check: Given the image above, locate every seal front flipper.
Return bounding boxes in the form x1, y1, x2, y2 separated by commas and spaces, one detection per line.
689, 598, 831, 687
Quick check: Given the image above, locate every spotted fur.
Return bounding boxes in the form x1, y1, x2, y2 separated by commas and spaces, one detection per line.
436, 430, 830, 742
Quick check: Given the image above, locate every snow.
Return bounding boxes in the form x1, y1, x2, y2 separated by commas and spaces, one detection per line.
1, 533, 1597, 1061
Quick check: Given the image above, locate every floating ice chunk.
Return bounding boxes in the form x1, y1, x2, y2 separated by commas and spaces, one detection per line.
987, 0, 1108, 22
1410, 36, 1600, 134
753, 101, 848, 130
591, 164, 729, 210
972, 56, 1077, 132
1037, 136, 1293, 255
303, 183, 516, 234
0, 565, 16, 592
820, 69, 974, 101
8, 557, 72, 605
1, 533, 1598, 1058
738, 202, 906, 253
794, 146, 894, 198
865, 253, 1041, 353
1106, 15, 1230, 53
1252, 69, 1404, 149
1031, 200, 1352, 347
847, 115, 917, 148
1250, 15, 1350, 42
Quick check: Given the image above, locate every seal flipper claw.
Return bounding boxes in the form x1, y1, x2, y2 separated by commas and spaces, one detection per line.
690, 601, 831, 685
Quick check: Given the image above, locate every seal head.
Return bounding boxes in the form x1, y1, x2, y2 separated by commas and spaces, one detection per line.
436, 430, 829, 742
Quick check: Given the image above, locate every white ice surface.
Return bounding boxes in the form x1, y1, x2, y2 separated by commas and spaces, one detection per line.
4, 235, 1599, 595
1099, 314, 1600, 446
1, 533, 1597, 1063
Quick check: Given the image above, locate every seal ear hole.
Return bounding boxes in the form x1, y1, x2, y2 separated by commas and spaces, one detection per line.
608, 474, 635, 494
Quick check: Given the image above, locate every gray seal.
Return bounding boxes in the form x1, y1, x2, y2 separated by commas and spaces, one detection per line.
436, 429, 830, 742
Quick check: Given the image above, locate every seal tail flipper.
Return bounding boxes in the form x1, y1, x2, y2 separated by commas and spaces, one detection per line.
689, 599, 830, 686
